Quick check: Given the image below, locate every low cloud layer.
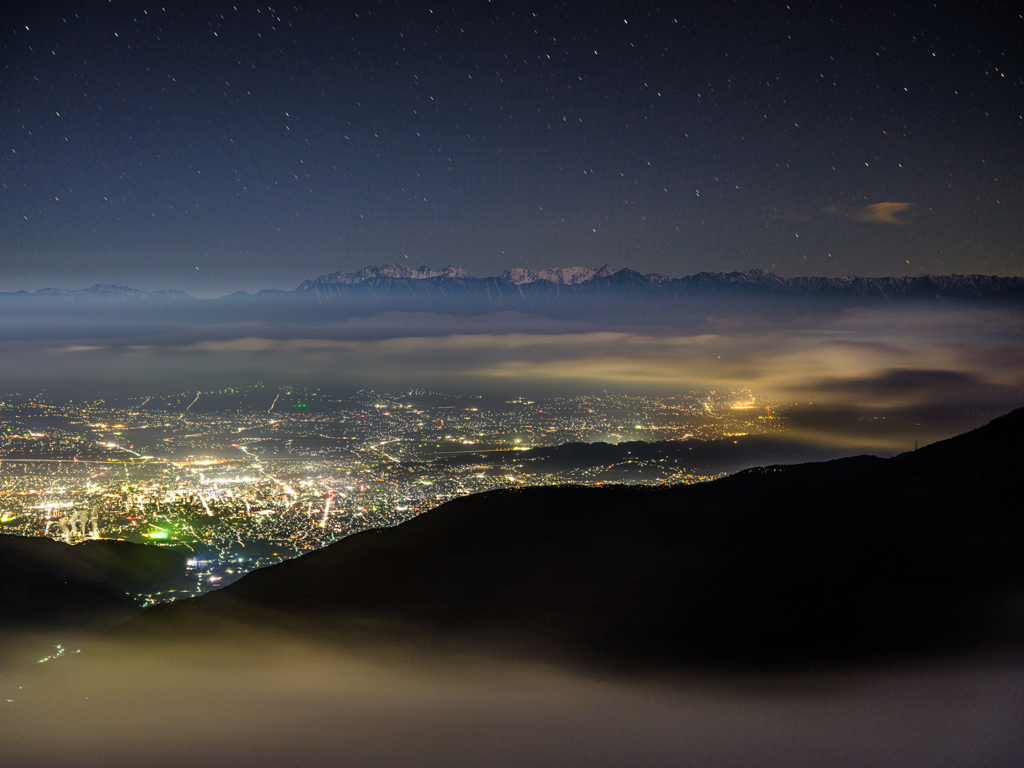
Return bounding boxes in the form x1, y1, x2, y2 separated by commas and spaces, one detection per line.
4, 634, 1023, 768
2, 305, 1022, 450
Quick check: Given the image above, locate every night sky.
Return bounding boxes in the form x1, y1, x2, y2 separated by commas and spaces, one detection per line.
2, 1, 1022, 294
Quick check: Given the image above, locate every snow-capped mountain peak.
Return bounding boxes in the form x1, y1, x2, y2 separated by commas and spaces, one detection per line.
298, 264, 472, 289
498, 264, 615, 285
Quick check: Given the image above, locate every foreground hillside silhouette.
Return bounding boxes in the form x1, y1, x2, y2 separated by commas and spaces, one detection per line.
0, 536, 185, 666
124, 408, 1024, 667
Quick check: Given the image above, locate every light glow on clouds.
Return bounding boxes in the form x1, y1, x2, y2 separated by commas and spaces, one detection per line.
43, 307, 1020, 404
5, 305, 1021, 449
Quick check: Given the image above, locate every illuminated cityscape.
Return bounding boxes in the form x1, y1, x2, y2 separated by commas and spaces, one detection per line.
0, 386, 779, 601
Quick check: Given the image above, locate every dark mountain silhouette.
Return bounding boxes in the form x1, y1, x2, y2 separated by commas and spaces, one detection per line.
293, 265, 1024, 302
278, 269, 1024, 320
30, 284, 192, 300
123, 408, 1024, 668
1, 536, 186, 664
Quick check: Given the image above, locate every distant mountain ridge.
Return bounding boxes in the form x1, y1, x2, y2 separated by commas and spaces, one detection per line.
297, 263, 620, 288
26, 284, 192, 299
5, 268, 1024, 308
296, 265, 1024, 298
298, 264, 473, 288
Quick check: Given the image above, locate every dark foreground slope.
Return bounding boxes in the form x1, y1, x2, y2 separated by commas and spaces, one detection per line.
125, 409, 1024, 668
430, 433, 859, 481
1, 536, 186, 663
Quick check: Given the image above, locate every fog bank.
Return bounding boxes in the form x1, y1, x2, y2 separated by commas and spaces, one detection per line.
2, 303, 1021, 450
3, 634, 1023, 767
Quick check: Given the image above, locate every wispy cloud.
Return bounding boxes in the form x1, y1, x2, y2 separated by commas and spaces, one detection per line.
824, 202, 914, 224
852, 202, 914, 224
856, 202, 913, 224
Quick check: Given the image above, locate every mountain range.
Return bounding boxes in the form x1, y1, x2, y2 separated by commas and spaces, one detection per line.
4, 266, 1024, 304
117, 407, 1024, 669
299, 264, 1024, 298
298, 263, 619, 288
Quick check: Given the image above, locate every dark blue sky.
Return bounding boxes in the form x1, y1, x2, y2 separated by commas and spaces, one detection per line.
2, 1, 1022, 294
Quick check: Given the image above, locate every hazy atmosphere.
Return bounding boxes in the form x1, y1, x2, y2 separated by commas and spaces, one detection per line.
2, 300, 1023, 450
5, 634, 1021, 768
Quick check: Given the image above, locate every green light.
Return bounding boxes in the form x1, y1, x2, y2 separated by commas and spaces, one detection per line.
144, 529, 169, 539
293, 404, 307, 407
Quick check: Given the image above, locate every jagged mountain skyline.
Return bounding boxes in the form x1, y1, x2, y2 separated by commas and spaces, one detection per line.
299, 263, 620, 288
296, 264, 1024, 296
7, 264, 1024, 300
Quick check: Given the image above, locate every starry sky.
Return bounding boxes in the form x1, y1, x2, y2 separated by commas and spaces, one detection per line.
2, 1, 1022, 294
